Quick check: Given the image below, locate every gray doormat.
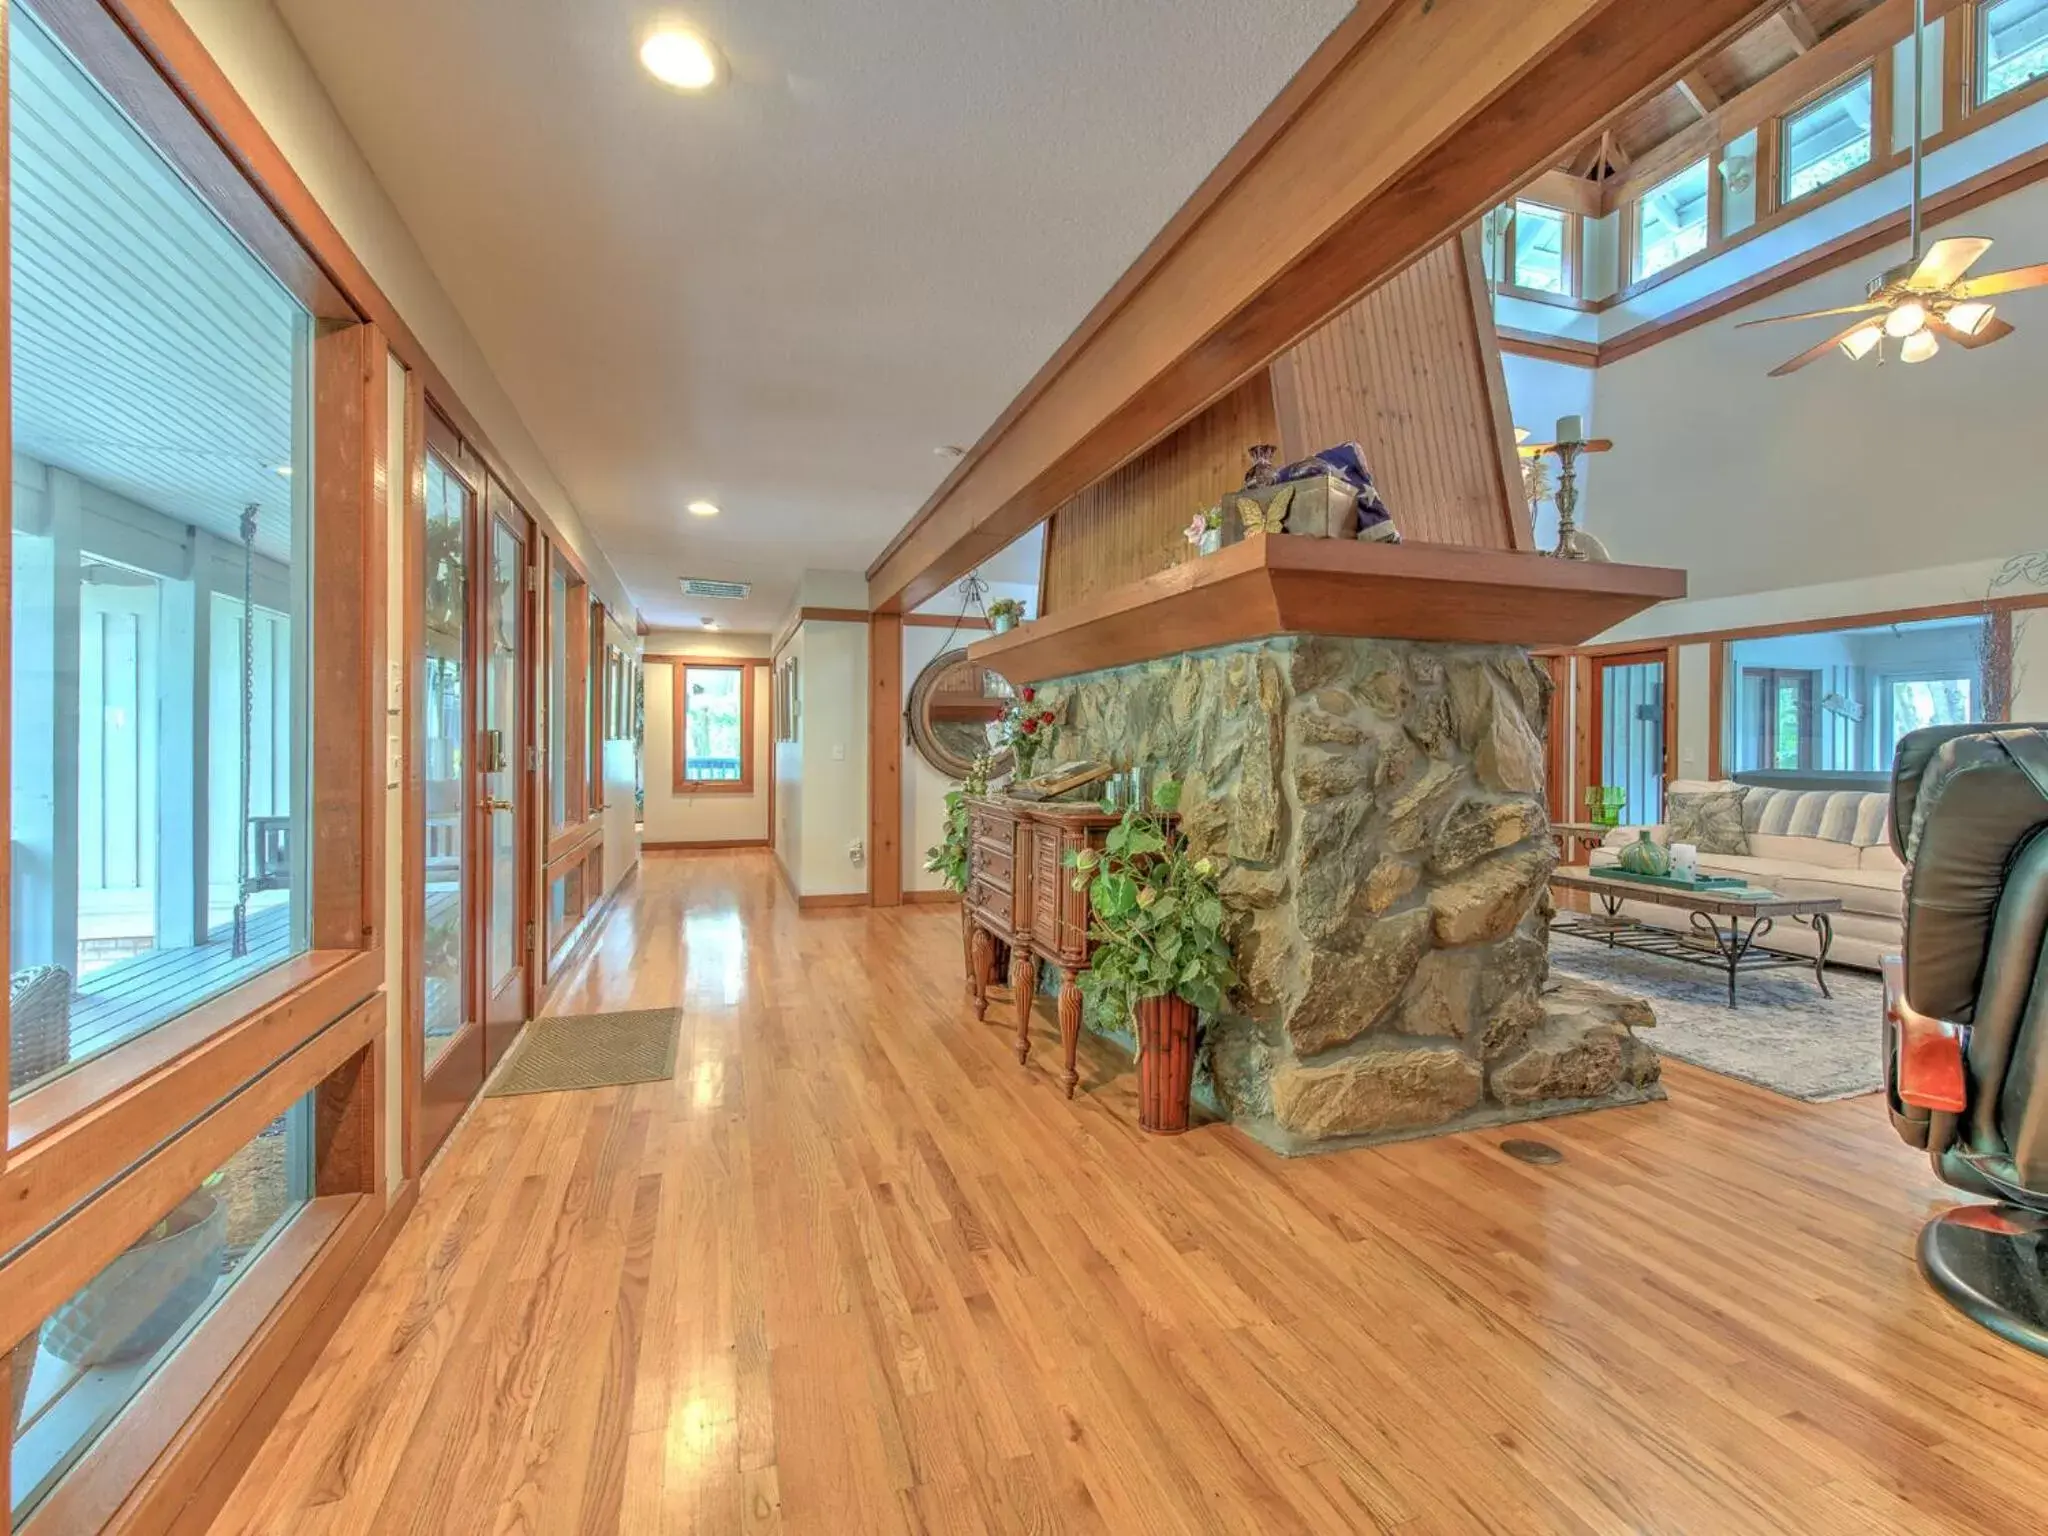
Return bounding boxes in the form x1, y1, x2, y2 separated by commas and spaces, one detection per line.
486, 1008, 681, 1097
1547, 945, 1885, 1102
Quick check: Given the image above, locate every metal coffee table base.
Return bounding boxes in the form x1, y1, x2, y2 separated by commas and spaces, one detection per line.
1552, 889, 1834, 1008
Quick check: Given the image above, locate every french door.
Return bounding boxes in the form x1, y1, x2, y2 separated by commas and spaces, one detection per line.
481, 484, 534, 1065
1586, 650, 1671, 827
417, 422, 536, 1164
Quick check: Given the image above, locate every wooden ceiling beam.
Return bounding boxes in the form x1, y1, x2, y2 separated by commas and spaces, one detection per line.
1601, 0, 1918, 212
1777, 1, 1822, 53
1678, 71, 1724, 116
866, 0, 1779, 613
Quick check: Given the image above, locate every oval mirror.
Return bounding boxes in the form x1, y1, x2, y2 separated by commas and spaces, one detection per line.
906, 647, 1014, 779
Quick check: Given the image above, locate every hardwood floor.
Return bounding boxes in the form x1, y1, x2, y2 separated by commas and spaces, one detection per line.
211, 848, 2048, 1535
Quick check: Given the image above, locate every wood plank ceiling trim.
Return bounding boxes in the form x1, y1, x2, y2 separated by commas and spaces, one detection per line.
865, 0, 1781, 615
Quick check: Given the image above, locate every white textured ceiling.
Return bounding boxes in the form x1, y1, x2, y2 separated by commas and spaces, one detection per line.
274, 0, 1352, 632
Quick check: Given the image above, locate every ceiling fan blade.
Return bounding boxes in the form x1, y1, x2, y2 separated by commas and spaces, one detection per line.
1735, 301, 1883, 329
1954, 263, 2048, 298
1930, 314, 2016, 349
1768, 318, 1880, 377
1910, 236, 1995, 290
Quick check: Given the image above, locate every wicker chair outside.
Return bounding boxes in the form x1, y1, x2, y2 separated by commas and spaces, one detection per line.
9, 964, 72, 1093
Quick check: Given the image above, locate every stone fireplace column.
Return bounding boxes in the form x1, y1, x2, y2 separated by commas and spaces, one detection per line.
1046, 634, 1659, 1153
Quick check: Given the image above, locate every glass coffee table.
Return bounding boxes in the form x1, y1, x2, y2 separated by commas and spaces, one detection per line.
1548, 867, 1842, 1009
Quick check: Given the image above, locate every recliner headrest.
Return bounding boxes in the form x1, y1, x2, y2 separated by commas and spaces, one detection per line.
1894, 725, 2048, 1020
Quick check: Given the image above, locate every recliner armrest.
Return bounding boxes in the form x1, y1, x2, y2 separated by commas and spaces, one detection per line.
1884, 954, 1966, 1113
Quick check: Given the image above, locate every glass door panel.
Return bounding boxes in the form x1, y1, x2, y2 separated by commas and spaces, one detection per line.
1595, 654, 1667, 826
421, 453, 471, 1073
481, 501, 530, 1062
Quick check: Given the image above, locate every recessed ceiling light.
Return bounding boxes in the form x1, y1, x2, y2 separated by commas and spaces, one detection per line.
702, 617, 721, 630
687, 500, 721, 517
640, 29, 721, 91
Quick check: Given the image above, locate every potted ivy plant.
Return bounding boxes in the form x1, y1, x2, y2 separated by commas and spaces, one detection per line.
1067, 796, 1236, 1134
988, 597, 1023, 634
926, 754, 990, 992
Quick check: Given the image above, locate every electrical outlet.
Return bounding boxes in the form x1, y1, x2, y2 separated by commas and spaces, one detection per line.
831, 743, 846, 761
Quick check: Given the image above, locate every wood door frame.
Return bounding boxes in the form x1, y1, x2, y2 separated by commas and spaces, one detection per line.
414, 415, 486, 1167
1581, 647, 1678, 823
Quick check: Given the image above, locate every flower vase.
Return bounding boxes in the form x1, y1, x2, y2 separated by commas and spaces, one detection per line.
1198, 527, 1222, 557
1616, 829, 1670, 877
992, 612, 1017, 634
1134, 994, 1198, 1135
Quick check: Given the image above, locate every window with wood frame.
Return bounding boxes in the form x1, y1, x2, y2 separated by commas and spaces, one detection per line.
1, 0, 393, 1523
547, 552, 590, 831
673, 663, 754, 793
6, 1, 316, 1103
1630, 158, 1711, 283
1510, 200, 1573, 294
1780, 69, 1875, 204
1980, 0, 2048, 104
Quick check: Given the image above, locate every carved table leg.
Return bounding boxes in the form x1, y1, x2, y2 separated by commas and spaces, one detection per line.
1012, 948, 1038, 1065
969, 925, 994, 1021
960, 904, 976, 1000
1058, 968, 1083, 1099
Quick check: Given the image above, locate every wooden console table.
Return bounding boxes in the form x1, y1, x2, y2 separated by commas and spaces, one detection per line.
963, 797, 1121, 1097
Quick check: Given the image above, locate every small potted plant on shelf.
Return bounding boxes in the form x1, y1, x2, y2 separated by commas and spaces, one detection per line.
1066, 792, 1236, 1134
988, 597, 1023, 634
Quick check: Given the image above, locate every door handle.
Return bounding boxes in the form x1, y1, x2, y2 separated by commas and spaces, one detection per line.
480, 797, 515, 814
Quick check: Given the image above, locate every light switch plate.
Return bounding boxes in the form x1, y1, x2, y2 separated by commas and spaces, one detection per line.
831, 743, 845, 761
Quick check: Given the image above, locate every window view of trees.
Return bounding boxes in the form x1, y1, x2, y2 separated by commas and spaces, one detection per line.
683, 667, 744, 782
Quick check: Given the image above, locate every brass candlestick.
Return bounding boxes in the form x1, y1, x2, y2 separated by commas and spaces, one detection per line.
1521, 434, 1615, 561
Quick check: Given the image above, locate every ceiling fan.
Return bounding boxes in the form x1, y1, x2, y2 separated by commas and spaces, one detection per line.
1742, 0, 2048, 375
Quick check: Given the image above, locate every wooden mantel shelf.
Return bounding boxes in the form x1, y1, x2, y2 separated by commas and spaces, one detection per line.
968, 534, 1684, 683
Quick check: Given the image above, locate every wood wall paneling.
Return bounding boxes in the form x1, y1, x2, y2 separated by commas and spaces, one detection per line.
1039, 373, 1277, 614
1271, 233, 1532, 550
311, 322, 385, 951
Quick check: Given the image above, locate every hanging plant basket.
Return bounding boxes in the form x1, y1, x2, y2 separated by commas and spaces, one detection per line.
1133, 994, 1199, 1135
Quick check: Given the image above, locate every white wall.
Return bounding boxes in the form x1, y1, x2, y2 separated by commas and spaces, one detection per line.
641, 630, 772, 846
600, 611, 641, 882
169, 0, 633, 620
792, 620, 870, 896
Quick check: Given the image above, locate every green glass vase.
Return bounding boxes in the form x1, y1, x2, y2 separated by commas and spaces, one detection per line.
1616, 829, 1670, 877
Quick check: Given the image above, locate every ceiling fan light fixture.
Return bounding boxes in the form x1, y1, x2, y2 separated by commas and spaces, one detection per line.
1839, 323, 1884, 361
1900, 329, 1940, 363
1947, 299, 1995, 336
1884, 299, 1929, 338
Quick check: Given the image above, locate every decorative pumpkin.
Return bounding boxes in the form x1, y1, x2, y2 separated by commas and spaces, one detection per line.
1617, 829, 1671, 877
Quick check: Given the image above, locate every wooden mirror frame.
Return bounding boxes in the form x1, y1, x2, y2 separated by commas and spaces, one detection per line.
905, 646, 1014, 779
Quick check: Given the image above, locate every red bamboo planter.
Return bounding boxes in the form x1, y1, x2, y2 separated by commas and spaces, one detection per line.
1134, 994, 1198, 1135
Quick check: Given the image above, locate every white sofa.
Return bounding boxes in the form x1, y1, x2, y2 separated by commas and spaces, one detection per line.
1589, 779, 1903, 972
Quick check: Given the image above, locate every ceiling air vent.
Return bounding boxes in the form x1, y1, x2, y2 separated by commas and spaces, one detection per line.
679, 577, 752, 601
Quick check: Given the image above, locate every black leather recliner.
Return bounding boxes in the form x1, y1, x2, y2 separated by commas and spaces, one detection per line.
1885, 723, 2048, 1352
